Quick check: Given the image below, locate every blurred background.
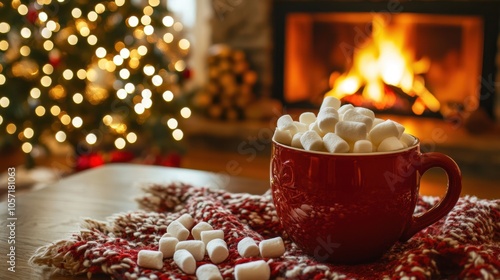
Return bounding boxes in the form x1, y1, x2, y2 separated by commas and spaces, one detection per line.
1, 0, 499, 199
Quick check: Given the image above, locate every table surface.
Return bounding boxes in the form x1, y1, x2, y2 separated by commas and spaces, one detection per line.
0, 163, 269, 280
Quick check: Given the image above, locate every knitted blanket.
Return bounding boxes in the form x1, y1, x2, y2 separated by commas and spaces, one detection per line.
30, 182, 500, 279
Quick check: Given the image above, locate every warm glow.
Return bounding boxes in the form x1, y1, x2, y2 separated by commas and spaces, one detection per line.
172, 129, 183, 141
115, 137, 126, 149
180, 107, 191, 118
55, 131, 66, 142
167, 118, 178, 129
21, 142, 32, 153
86, 133, 97, 145
163, 90, 174, 102
126, 132, 137, 143
326, 15, 440, 115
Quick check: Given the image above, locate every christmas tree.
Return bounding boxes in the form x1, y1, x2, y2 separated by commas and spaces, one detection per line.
0, 0, 191, 168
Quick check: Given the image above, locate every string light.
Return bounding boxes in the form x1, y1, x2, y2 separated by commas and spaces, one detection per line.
126, 132, 137, 143
86, 133, 97, 145
55, 131, 66, 142
115, 137, 126, 149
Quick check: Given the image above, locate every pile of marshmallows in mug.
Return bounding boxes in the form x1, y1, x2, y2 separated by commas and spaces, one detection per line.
136, 213, 284, 280
273, 96, 415, 153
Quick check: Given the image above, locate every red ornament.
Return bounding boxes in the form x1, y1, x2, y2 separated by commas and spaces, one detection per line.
49, 50, 61, 68
182, 68, 192, 80
26, 6, 38, 25
110, 150, 135, 163
75, 152, 105, 171
158, 152, 182, 167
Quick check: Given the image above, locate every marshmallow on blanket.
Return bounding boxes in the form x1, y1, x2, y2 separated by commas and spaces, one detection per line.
167, 220, 189, 241
137, 250, 163, 270
237, 237, 259, 257
259, 236, 285, 258
323, 133, 349, 153
300, 130, 324, 151
206, 239, 229, 264
201, 229, 225, 247
196, 264, 222, 280
173, 249, 196, 274
159, 236, 178, 258
335, 121, 367, 143
176, 213, 195, 230
234, 260, 270, 280
191, 221, 213, 240
175, 240, 205, 261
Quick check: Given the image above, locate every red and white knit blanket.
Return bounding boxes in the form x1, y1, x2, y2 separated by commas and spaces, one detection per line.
30, 182, 500, 279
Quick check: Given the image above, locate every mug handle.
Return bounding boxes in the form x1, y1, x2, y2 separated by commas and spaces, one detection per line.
400, 152, 462, 241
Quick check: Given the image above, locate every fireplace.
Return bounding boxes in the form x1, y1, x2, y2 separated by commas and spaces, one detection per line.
272, 1, 499, 121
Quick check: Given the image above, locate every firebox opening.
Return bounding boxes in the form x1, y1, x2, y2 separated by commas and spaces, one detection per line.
283, 12, 483, 118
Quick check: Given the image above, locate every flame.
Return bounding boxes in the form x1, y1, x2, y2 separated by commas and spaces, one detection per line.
326, 15, 440, 115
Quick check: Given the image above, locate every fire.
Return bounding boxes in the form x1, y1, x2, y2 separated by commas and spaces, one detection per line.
326, 15, 440, 115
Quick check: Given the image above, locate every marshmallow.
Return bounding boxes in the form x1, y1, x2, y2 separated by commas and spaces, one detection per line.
175, 240, 205, 261
273, 129, 292, 145
234, 260, 270, 280
277, 114, 297, 134
300, 130, 324, 151
354, 107, 375, 119
137, 250, 163, 270
173, 249, 196, 274
176, 213, 195, 230
372, 117, 384, 127
317, 107, 339, 133
338, 104, 355, 117
369, 120, 400, 146
343, 110, 373, 131
201, 230, 225, 247
377, 136, 405, 152
196, 264, 223, 280
391, 120, 405, 138
161, 232, 173, 238
323, 133, 349, 153
191, 222, 213, 240
308, 122, 325, 137
237, 237, 259, 257
159, 236, 178, 258
206, 239, 229, 264
335, 121, 367, 142
299, 112, 316, 125
293, 121, 308, 133
353, 140, 373, 153
259, 236, 285, 258
291, 132, 304, 149
320, 96, 341, 110
167, 220, 189, 241
400, 133, 416, 147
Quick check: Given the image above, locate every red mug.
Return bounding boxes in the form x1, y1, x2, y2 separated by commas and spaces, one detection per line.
270, 136, 461, 264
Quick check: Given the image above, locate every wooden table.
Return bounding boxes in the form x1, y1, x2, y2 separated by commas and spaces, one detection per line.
0, 164, 269, 280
